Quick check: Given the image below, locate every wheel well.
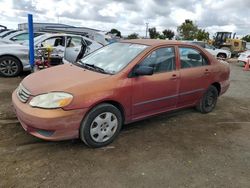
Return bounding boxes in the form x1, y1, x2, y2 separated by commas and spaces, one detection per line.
0, 55, 23, 70
211, 82, 221, 95
89, 100, 125, 124
217, 53, 226, 57
105, 101, 125, 123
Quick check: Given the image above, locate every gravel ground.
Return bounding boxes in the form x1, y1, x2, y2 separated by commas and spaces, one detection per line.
0, 60, 249, 188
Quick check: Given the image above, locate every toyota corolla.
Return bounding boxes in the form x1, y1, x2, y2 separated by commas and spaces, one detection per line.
12, 39, 230, 148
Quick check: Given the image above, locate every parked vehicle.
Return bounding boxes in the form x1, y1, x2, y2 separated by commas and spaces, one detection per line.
12, 39, 230, 148
246, 42, 250, 50
0, 30, 16, 38
212, 32, 246, 56
0, 30, 44, 44
188, 41, 231, 59
0, 25, 7, 31
238, 50, 250, 65
0, 33, 102, 77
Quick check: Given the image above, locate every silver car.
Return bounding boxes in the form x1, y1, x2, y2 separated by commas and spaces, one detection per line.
0, 33, 103, 77
0, 30, 44, 44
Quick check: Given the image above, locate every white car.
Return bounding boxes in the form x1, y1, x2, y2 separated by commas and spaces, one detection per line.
0, 33, 103, 77
188, 41, 231, 59
238, 50, 250, 65
0, 30, 16, 38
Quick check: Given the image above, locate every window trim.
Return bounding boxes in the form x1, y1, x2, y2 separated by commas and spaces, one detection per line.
41, 36, 66, 47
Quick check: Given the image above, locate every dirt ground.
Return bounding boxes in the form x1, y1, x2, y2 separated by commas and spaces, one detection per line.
0, 60, 249, 188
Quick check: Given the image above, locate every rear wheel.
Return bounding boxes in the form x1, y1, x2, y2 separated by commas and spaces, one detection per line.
80, 103, 122, 148
0, 56, 22, 77
196, 85, 218, 113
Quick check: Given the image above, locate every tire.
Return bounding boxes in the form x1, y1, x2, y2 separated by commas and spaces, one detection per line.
80, 103, 122, 148
217, 53, 227, 59
0, 56, 22, 77
196, 85, 218, 113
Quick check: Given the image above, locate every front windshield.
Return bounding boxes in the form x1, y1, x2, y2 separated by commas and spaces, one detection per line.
79, 42, 148, 74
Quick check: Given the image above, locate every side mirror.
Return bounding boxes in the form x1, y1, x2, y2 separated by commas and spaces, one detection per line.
135, 66, 153, 76
11, 37, 18, 41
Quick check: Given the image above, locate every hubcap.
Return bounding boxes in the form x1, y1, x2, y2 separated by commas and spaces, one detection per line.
0, 59, 18, 76
90, 112, 118, 143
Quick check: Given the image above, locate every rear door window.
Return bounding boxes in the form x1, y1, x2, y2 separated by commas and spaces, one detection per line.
179, 47, 209, 69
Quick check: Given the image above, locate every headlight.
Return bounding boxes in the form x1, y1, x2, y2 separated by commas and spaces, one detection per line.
29, 92, 73, 109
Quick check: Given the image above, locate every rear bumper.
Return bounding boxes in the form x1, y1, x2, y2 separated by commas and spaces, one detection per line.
12, 90, 88, 141
220, 80, 230, 96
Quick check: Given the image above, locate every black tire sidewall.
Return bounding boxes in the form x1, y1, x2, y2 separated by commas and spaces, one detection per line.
80, 103, 122, 148
0, 56, 22, 77
198, 86, 218, 113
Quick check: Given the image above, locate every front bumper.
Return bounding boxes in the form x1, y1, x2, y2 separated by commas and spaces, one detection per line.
12, 90, 88, 141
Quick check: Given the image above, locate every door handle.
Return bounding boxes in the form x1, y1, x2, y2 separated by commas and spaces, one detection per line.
74, 49, 80, 52
204, 69, 210, 75
170, 74, 178, 80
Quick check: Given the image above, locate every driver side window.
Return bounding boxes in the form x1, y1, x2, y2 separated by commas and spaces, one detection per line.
138, 47, 176, 73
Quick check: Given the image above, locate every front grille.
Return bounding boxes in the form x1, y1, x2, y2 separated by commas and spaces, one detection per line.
16, 84, 31, 103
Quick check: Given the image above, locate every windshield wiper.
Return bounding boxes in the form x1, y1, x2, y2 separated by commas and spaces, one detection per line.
78, 61, 110, 74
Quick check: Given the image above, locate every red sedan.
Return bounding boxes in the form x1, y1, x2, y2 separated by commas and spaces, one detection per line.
12, 39, 230, 148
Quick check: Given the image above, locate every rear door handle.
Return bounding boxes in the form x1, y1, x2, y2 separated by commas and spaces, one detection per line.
170, 74, 178, 80
204, 69, 210, 75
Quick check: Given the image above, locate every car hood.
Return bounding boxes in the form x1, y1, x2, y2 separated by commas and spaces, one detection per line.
214, 48, 230, 54
239, 50, 250, 56
21, 64, 111, 95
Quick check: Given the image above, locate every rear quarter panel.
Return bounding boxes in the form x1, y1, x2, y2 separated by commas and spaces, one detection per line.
211, 59, 230, 95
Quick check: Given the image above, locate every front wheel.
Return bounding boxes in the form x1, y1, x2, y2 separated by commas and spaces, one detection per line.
80, 103, 122, 148
217, 53, 227, 59
0, 56, 22, 77
196, 85, 218, 113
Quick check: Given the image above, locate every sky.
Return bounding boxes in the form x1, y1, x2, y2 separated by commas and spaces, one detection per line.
0, 0, 250, 38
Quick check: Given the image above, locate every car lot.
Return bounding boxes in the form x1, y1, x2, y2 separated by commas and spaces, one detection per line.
0, 60, 249, 187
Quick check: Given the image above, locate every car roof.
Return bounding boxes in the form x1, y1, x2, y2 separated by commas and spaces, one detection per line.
42, 33, 81, 37
121, 39, 189, 47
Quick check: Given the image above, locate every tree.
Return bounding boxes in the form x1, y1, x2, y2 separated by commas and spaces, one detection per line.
127, 33, 139, 39
177, 19, 198, 40
162, 29, 175, 40
158, 34, 166, 39
148, 27, 160, 39
177, 19, 209, 41
196, 29, 209, 41
108, 28, 122, 37
242, 35, 250, 42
